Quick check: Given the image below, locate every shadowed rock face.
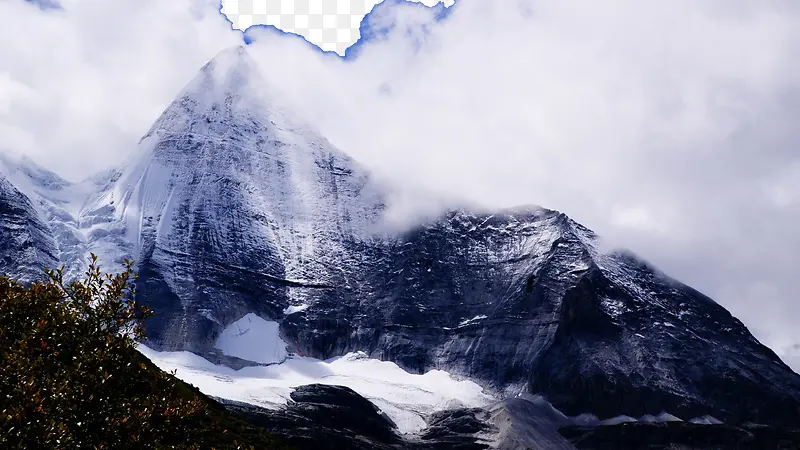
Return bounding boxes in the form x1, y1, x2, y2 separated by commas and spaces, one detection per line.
278, 208, 800, 426
528, 261, 800, 426
1, 46, 800, 431
0, 176, 58, 282
559, 422, 800, 450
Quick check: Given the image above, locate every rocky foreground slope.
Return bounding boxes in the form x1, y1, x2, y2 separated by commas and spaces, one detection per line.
1, 46, 799, 447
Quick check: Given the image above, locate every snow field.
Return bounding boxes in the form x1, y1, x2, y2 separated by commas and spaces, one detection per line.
140, 312, 494, 434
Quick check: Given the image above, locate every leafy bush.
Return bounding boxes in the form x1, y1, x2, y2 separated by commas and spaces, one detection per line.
0, 255, 289, 449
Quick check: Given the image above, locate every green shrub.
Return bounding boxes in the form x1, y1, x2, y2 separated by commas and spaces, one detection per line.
0, 255, 289, 450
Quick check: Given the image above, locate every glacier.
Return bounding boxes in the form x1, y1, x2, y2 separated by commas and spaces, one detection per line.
139, 344, 493, 435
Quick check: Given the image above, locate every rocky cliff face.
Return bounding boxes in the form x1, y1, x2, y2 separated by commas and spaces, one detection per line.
280, 207, 800, 426
1, 46, 799, 430
0, 175, 58, 281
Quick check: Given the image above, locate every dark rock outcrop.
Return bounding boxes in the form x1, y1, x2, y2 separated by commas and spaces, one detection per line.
486, 395, 576, 450
222, 386, 800, 450
559, 422, 800, 450
418, 408, 494, 449
218, 384, 490, 450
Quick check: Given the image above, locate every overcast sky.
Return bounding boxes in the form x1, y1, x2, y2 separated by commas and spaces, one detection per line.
1, 0, 799, 370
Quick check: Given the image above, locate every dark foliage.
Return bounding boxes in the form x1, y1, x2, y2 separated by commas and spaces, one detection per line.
0, 255, 291, 449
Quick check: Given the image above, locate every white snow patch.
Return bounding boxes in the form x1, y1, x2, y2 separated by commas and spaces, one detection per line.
601, 415, 638, 425
459, 315, 488, 326
571, 412, 683, 427
571, 413, 601, 426
198, 309, 221, 325
690, 415, 723, 425
639, 412, 683, 423
283, 304, 310, 315
566, 263, 590, 274
656, 412, 683, 422
600, 297, 626, 317
214, 313, 288, 364
138, 346, 494, 434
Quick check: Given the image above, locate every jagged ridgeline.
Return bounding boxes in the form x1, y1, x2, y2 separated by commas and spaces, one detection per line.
1, 45, 799, 439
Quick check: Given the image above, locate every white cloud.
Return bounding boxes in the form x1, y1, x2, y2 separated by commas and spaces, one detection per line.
0, 0, 240, 175
1, 0, 799, 371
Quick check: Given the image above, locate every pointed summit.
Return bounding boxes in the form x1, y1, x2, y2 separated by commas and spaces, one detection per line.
139, 46, 270, 145
206, 45, 250, 65
193, 45, 263, 95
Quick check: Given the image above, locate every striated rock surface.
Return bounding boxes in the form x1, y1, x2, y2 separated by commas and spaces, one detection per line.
0, 175, 58, 281
0, 153, 120, 281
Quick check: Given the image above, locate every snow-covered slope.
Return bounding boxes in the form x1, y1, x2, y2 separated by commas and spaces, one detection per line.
139, 344, 493, 434
214, 313, 289, 364
0, 173, 59, 281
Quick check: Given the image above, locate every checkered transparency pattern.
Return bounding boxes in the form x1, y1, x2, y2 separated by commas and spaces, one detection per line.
221, 0, 383, 55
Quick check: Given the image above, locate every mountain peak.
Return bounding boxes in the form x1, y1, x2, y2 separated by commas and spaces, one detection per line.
199, 45, 261, 84
85, 44, 387, 292
136, 46, 272, 149
213, 45, 249, 61
0, 152, 71, 192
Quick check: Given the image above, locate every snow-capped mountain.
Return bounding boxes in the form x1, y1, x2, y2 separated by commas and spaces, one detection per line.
78, 46, 388, 352
1, 46, 799, 441
0, 153, 122, 281
0, 153, 96, 281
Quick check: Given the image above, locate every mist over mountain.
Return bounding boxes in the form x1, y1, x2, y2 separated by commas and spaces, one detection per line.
1, 46, 799, 449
